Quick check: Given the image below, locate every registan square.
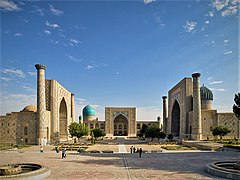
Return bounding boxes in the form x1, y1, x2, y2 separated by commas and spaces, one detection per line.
0, 0, 239, 179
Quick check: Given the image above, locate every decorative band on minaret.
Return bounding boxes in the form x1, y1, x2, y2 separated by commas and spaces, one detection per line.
192, 73, 202, 140
162, 96, 168, 133
35, 64, 47, 145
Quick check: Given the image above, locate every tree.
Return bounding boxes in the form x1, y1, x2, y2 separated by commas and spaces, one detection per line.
140, 124, 148, 138
156, 131, 166, 142
91, 128, 106, 143
167, 134, 173, 142
145, 125, 161, 141
233, 93, 240, 120
212, 126, 230, 140
68, 122, 89, 139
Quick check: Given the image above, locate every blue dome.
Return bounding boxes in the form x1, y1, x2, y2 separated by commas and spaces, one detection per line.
200, 84, 213, 100
83, 105, 96, 116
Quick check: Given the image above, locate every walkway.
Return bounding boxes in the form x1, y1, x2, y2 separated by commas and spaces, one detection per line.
118, 144, 127, 153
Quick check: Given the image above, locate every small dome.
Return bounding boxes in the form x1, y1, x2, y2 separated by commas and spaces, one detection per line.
22, 104, 37, 112
200, 84, 213, 100
83, 105, 96, 116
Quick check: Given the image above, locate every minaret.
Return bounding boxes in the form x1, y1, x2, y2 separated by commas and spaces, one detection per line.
35, 64, 47, 145
192, 73, 202, 140
71, 93, 75, 122
162, 96, 168, 133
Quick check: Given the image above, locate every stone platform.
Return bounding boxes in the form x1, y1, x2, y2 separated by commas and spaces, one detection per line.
0, 144, 239, 179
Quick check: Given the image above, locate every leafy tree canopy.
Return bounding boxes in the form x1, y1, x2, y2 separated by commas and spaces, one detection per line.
68, 122, 89, 138
91, 128, 106, 140
212, 126, 230, 139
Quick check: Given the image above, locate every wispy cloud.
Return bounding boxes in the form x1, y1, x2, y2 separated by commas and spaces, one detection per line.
209, 88, 226, 92
65, 54, 81, 62
183, 21, 197, 33
209, 81, 223, 84
144, 0, 156, 4
49, 4, 63, 16
1, 68, 25, 78
1, 77, 12, 81
155, 15, 165, 29
0, 0, 21, 11
32, 5, 45, 17
208, 11, 215, 17
224, 39, 229, 43
138, 106, 161, 121
205, 21, 210, 24
44, 29, 51, 35
14, 33, 23, 37
224, 50, 232, 55
0, 92, 36, 115
116, 72, 120, 75
28, 72, 37, 76
22, 85, 35, 91
45, 21, 60, 28
85, 64, 98, 70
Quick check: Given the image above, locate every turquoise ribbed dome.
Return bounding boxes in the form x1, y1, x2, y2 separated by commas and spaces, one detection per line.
83, 105, 96, 116
200, 84, 213, 100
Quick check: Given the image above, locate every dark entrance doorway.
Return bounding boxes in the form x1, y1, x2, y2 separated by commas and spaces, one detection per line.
171, 100, 180, 136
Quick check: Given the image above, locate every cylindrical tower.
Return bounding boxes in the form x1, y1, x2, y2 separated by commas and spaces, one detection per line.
162, 96, 168, 133
192, 73, 202, 140
71, 93, 75, 122
35, 64, 47, 145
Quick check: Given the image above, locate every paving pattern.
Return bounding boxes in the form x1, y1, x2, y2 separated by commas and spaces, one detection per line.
0, 144, 239, 180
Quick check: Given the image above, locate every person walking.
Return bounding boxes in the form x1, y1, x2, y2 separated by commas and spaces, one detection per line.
130, 146, 133, 154
55, 146, 59, 153
133, 146, 136, 153
139, 148, 143, 158
40, 146, 43, 153
62, 148, 66, 159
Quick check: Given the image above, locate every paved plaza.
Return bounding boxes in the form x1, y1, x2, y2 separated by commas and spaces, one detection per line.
1, 142, 239, 180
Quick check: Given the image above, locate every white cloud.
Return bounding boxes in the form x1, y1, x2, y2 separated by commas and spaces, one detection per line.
205, 21, 210, 24
49, 4, 63, 16
209, 88, 226, 92
0, 92, 36, 115
155, 15, 165, 29
209, 81, 223, 84
1, 68, 25, 78
1, 77, 12, 81
32, 5, 45, 17
212, 0, 239, 17
44, 29, 51, 35
207, 77, 213, 81
0, 0, 21, 11
224, 50, 232, 55
85, 65, 95, 70
45, 21, 60, 28
183, 21, 197, 33
221, 5, 238, 16
65, 54, 81, 62
224, 39, 229, 43
14, 33, 23, 37
144, 0, 156, 4
22, 86, 35, 91
70, 39, 81, 44
208, 11, 215, 17
204, 34, 209, 37
28, 72, 37, 76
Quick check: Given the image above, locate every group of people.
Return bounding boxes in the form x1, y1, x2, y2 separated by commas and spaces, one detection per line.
130, 146, 143, 157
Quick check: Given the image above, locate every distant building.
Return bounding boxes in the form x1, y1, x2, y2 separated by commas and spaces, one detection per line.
0, 64, 75, 145
162, 73, 239, 140
80, 106, 161, 138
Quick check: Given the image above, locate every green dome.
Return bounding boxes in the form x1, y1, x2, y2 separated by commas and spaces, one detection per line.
83, 105, 96, 116
200, 84, 213, 100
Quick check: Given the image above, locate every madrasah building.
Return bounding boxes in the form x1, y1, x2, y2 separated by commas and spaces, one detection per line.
0, 65, 239, 145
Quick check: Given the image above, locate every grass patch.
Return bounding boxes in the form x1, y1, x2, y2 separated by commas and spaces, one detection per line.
0, 144, 31, 150
161, 145, 195, 151
215, 139, 240, 145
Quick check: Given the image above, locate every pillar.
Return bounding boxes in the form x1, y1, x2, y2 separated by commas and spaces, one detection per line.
35, 64, 47, 145
162, 96, 168, 133
71, 93, 75, 122
192, 73, 202, 140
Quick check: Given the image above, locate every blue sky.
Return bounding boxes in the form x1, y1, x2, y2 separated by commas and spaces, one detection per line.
0, 0, 239, 121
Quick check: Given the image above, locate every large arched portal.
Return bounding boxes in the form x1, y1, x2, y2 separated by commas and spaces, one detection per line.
113, 114, 128, 136
59, 98, 68, 140
171, 100, 180, 136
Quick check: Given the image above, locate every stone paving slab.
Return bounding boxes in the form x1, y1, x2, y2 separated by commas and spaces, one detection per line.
1, 145, 239, 179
